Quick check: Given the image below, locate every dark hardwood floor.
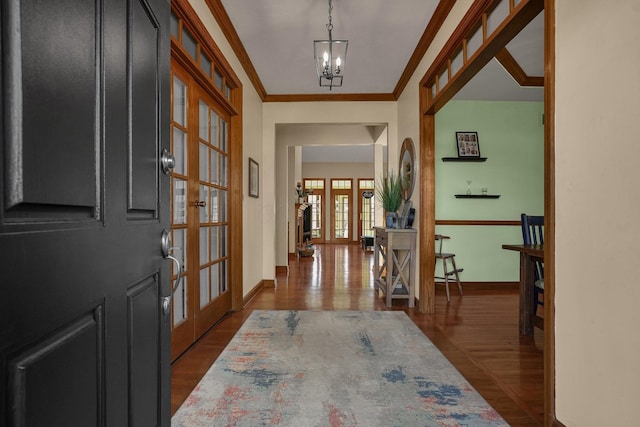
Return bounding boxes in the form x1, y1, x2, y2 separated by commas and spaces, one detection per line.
171, 243, 544, 426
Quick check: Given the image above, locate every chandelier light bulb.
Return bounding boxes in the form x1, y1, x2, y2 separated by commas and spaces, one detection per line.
336, 56, 341, 67
323, 51, 329, 65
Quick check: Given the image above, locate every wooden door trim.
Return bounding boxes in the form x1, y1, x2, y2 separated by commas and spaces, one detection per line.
543, 1, 558, 425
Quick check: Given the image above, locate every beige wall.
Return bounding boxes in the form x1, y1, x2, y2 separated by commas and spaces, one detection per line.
555, 1, 640, 425
395, 0, 474, 298
188, 0, 265, 296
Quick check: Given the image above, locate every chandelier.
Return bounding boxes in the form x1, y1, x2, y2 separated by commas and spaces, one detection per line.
313, 0, 348, 90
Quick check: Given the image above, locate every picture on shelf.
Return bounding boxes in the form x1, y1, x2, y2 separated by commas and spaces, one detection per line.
455, 131, 481, 158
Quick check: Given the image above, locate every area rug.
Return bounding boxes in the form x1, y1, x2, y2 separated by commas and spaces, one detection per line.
172, 310, 507, 426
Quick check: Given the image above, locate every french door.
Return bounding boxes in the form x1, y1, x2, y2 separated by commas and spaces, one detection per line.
358, 179, 376, 241
331, 179, 352, 242
170, 62, 231, 360
304, 179, 325, 242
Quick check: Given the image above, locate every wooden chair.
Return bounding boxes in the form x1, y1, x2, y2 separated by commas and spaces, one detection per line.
435, 234, 463, 301
521, 213, 544, 317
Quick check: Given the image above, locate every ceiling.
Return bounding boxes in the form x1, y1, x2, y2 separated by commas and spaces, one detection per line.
218, 0, 544, 160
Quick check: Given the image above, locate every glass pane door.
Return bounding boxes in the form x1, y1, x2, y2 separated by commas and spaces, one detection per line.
194, 92, 230, 337
359, 179, 375, 240
170, 68, 194, 360
170, 62, 231, 360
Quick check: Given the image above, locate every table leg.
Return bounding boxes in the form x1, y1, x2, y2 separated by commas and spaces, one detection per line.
519, 252, 535, 335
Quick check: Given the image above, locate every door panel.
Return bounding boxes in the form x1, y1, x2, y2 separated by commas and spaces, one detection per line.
7, 307, 103, 426
0, 0, 171, 425
130, 0, 163, 214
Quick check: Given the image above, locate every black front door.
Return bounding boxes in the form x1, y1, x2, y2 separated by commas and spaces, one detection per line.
0, 0, 171, 425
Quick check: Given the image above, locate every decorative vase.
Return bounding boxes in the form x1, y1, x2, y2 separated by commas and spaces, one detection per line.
386, 212, 398, 228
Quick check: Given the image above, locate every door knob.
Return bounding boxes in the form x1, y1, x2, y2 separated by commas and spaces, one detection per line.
194, 200, 206, 208
161, 148, 176, 174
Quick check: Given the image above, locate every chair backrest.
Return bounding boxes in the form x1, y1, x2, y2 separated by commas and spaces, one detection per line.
520, 213, 544, 280
435, 234, 448, 255
521, 214, 544, 245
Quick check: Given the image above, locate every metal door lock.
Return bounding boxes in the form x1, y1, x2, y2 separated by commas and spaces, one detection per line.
160, 149, 176, 175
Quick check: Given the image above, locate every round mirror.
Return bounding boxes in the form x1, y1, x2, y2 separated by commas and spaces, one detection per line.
399, 137, 416, 200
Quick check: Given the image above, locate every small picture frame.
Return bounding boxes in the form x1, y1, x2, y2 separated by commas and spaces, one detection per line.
455, 131, 481, 158
248, 158, 259, 198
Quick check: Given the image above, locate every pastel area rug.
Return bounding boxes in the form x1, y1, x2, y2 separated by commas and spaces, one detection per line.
172, 310, 507, 426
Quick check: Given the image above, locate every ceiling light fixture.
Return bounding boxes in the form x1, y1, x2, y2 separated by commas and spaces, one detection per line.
313, 0, 348, 90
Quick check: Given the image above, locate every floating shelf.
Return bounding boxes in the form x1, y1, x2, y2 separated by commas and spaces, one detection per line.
442, 157, 487, 162
455, 194, 500, 199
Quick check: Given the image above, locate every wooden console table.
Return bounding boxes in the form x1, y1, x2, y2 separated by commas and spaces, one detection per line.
373, 227, 416, 307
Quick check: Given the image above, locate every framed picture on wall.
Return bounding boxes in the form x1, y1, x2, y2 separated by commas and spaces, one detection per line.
249, 157, 259, 198
455, 131, 481, 158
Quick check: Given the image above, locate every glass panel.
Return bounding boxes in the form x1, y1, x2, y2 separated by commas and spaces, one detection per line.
225, 84, 231, 99
221, 225, 227, 257
359, 179, 375, 189
214, 68, 223, 89
210, 111, 219, 148
221, 260, 227, 292
210, 189, 219, 223
332, 180, 351, 189
173, 276, 187, 327
198, 101, 209, 141
305, 179, 325, 190
200, 52, 212, 78
170, 12, 179, 39
172, 128, 187, 175
172, 76, 186, 126
199, 143, 209, 182
220, 155, 227, 187
220, 190, 227, 222
199, 267, 210, 308
172, 228, 187, 270
210, 150, 219, 184
335, 194, 349, 239
199, 227, 209, 265
221, 120, 227, 152
362, 195, 375, 237
182, 27, 197, 59
199, 185, 209, 223
211, 225, 219, 260
210, 263, 219, 298
309, 194, 322, 239
173, 178, 187, 224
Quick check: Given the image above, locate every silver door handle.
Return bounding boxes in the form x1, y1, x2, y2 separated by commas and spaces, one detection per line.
161, 229, 184, 295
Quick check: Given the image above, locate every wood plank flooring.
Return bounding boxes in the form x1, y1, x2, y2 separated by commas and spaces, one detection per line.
171, 243, 544, 426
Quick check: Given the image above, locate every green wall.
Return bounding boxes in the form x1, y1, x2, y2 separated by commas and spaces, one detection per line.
434, 100, 544, 282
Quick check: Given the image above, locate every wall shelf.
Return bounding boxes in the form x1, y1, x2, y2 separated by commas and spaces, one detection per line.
442, 157, 487, 162
455, 194, 500, 199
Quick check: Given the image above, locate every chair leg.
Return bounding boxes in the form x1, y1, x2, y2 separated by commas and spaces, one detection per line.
450, 256, 463, 296
442, 257, 451, 302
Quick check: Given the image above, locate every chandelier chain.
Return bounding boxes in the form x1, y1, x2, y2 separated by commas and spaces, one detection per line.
326, 0, 333, 33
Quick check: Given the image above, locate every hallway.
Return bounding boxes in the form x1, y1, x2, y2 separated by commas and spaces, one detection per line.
171, 244, 543, 426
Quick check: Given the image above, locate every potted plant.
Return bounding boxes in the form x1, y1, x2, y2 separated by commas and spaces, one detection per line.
376, 171, 403, 228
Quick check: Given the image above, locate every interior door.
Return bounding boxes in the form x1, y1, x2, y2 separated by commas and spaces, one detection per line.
331, 179, 352, 242
358, 179, 376, 241
170, 63, 231, 361
0, 0, 171, 425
